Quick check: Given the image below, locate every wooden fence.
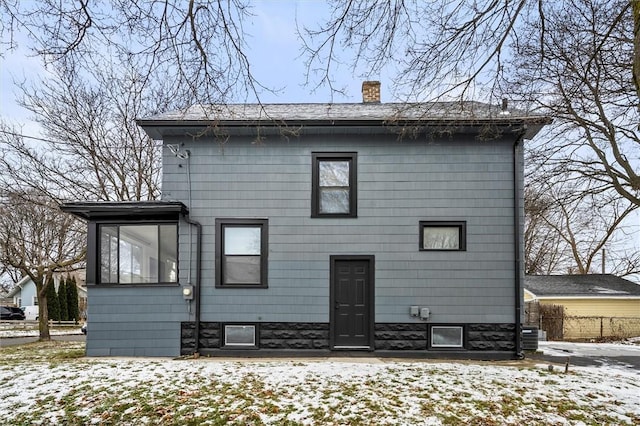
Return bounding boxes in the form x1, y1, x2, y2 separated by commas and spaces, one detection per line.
525, 301, 640, 340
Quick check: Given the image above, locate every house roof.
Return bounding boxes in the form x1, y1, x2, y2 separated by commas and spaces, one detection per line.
137, 102, 551, 140
8, 273, 88, 298
524, 275, 640, 298
60, 201, 188, 220
7, 275, 30, 298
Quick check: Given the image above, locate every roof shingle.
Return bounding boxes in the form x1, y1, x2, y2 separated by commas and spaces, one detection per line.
524, 275, 640, 297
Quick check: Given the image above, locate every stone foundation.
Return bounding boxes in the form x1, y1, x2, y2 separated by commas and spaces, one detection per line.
467, 323, 516, 351
181, 322, 516, 354
375, 323, 428, 350
260, 323, 330, 350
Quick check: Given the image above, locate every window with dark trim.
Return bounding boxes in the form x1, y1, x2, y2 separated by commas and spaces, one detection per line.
98, 223, 178, 284
419, 221, 466, 251
312, 152, 357, 217
215, 219, 268, 288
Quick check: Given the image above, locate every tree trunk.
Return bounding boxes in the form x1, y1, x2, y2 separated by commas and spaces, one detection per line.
36, 282, 51, 341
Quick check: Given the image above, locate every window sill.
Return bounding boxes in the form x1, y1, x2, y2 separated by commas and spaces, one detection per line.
88, 283, 180, 287
215, 284, 268, 289
310, 214, 358, 219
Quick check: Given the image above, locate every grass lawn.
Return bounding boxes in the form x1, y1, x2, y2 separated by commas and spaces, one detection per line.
1, 340, 639, 425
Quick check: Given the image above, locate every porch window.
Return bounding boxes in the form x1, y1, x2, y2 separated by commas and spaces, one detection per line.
99, 224, 178, 284
419, 221, 466, 251
312, 153, 357, 217
215, 219, 268, 288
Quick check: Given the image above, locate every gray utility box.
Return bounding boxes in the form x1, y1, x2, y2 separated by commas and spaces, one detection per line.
522, 326, 539, 351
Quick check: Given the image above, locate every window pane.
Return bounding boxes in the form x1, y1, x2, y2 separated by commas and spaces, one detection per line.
223, 256, 261, 284
319, 188, 350, 214
119, 225, 159, 283
423, 227, 460, 250
432, 327, 463, 347
159, 225, 178, 282
224, 227, 261, 255
319, 160, 349, 186
99, 223, 177, 284
100, 226, 118, 283
225, 325, 256, 346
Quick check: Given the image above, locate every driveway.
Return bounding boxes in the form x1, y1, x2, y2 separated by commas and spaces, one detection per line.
528, 340, 640, 371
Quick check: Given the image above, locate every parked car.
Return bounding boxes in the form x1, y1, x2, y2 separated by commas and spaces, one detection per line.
1, 306, 26, 320
21, 305, 39, 321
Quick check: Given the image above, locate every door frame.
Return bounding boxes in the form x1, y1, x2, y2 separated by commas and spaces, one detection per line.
329, 255, 375, 350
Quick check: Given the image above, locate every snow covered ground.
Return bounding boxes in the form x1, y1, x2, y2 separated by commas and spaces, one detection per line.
540, 339, 640, 358
0, 340, 639, 425
0, 323, 82, 338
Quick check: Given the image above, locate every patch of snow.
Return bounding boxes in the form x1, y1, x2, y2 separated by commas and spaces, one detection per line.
1, 349, 639, 425
0, 328, 81, 338
539, 340, 640, 358
0, 323, 83, 338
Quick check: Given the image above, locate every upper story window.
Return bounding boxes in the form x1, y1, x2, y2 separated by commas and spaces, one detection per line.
311, 152, 357, 217
215, 219, 268, 288
419, 221, 467, 251
99, 224, 178, 284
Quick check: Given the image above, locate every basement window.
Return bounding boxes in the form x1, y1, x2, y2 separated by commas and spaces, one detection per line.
223, 324, 257, 348
431, 326, 464, 348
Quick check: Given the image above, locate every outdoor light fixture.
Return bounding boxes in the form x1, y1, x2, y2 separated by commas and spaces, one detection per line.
182, 285, 194, 300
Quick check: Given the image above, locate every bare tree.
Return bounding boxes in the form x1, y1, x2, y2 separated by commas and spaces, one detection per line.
524, 187, 566, 275
509, 1, 639, 206
0, 191, 85, 340
0, 0, 267, 106
0, 57, 165, 202
0, 56, 173, 337
524, 179, 639, 277
301, 0, 639, 206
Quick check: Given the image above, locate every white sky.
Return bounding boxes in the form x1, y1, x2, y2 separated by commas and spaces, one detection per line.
0, 1, 383, 131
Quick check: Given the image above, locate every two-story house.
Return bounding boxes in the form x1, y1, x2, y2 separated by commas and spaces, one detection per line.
62, 82, 549, 358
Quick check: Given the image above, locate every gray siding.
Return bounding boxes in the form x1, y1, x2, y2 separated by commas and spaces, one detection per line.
162, 133, 519, 325
86, 286, 185, 356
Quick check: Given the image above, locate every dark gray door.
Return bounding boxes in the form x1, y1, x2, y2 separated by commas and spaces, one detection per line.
330, 256, 374, 349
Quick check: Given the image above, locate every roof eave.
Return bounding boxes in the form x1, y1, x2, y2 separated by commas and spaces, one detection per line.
137, 117, 551, 141
60, 201, 188, 221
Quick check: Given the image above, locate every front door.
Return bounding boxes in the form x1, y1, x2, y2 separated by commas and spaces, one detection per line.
330, 256, 374, 349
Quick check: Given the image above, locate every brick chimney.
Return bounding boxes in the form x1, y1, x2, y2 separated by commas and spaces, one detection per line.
362, 81, 381, 103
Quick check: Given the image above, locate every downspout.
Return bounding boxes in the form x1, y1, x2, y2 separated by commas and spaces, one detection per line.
183, 214, 202, 355
181, 148, 202, 355
513, 128, 526, 360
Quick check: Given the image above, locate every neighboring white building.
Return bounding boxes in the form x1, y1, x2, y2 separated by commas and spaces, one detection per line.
7, 271, 87, 318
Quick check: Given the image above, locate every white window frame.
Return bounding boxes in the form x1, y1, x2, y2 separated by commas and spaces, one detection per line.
430, 326, 464, 348
223, 324, 257, 348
